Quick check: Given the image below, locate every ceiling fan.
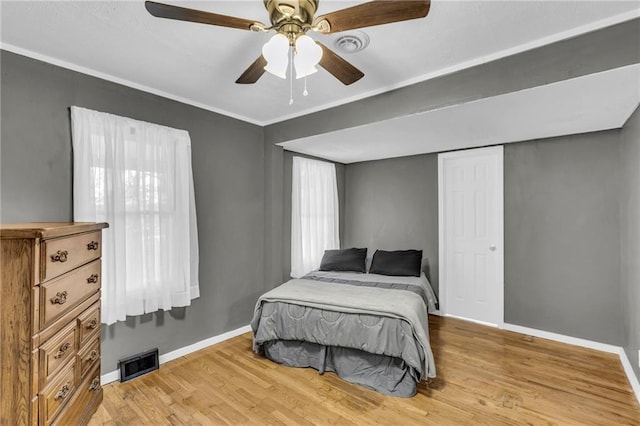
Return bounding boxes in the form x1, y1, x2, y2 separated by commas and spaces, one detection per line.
145, 0, 431, 86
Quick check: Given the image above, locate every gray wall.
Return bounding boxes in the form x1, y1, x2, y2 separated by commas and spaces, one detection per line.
1, 50, 266, 372
343, 154, 439, 295
341, 131, 624, 346
504, 132, 623, 345
262, 18, 638, 349
621, 106, 640, 381
263, 141, 285, 291
2, 28, 636, 380
282, 150, 345, 281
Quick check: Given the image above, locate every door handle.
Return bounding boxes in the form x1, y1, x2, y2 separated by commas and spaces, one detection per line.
489, 245, 496, 251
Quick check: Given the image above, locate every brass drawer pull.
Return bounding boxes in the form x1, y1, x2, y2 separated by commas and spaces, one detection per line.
50, 250, 68, 263
89, 377, 100, 391
86, 319, 98, 330
86, 349, 99, 362
54, 342, 71, 359
50, 291, 68, 305
86, 273, 99, 284
54, 383, 71, 400
87, 241, 99, 250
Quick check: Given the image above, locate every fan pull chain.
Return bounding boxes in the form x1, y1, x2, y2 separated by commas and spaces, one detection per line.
289, 46, 294, 105
303, 77, 309, 96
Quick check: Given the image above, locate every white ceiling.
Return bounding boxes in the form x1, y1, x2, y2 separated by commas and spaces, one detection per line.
1, 1, 638, 126
278, 64, 640, 163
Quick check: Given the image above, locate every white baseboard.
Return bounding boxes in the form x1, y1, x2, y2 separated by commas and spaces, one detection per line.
447, 313, 499, 328
100, 369, 119, 385
502, 323, 620, 354
502, 322, 639, 405
100, 324, 251, 385
618, 348, 640, 405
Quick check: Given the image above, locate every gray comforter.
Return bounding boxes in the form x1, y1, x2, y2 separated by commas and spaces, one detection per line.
251, 274, 436, 396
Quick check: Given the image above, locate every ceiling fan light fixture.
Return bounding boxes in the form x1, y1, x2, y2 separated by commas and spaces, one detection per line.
146, 0, 432, 86
262, 33, 290, 79
294, 35, 322, 79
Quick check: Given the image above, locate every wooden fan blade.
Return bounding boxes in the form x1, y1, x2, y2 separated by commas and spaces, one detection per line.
145, 1, 262, 31
313, 0, 430, 34
236, 55, 268, 84
317, 43, 364, 85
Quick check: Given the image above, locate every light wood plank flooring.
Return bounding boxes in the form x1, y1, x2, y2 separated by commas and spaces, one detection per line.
90, 315, 640, 425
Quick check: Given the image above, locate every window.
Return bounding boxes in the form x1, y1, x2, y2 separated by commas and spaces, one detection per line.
290, 156, 340, 278
71, 106, 199, 325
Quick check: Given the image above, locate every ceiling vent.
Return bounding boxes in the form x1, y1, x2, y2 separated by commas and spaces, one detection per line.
333, 31, 370, 54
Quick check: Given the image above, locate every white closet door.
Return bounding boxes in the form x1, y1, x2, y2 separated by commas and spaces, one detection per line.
438, 146, 504, 326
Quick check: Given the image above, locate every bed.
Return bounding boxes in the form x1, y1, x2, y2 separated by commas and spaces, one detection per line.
251, 248, 438, 397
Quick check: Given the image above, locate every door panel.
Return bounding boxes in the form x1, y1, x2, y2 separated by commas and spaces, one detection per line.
439, 146, 503, 326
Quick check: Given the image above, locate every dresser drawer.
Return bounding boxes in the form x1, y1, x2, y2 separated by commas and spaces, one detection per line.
42, 231, 102, 281
41, 260, 101, 327
39, 322, 77, 388
78, 336, 100, 379
40, 361, 76, 425
52, 365, 102, 426
77, 302, 100, 346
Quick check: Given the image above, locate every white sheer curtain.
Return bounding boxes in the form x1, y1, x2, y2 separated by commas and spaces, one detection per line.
291, 156, 340, 278
71, 106, 199, 325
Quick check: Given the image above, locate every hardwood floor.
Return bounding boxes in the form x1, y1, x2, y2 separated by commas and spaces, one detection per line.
89, 315, 640, 425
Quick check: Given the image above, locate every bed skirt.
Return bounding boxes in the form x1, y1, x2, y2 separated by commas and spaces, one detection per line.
263, 339, 419, 397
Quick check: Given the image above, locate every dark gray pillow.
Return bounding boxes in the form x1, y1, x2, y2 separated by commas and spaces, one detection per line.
369, 249, 422, 277
319, 248, 367, 273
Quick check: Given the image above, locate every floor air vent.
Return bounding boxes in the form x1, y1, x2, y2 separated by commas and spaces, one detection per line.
119, 348, 159, 382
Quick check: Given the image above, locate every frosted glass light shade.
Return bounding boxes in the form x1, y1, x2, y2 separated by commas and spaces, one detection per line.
262, 34, 289, 79
294, 35, 322, 79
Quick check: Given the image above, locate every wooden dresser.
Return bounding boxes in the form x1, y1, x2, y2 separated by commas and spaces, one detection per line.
1, 222, 108, 426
